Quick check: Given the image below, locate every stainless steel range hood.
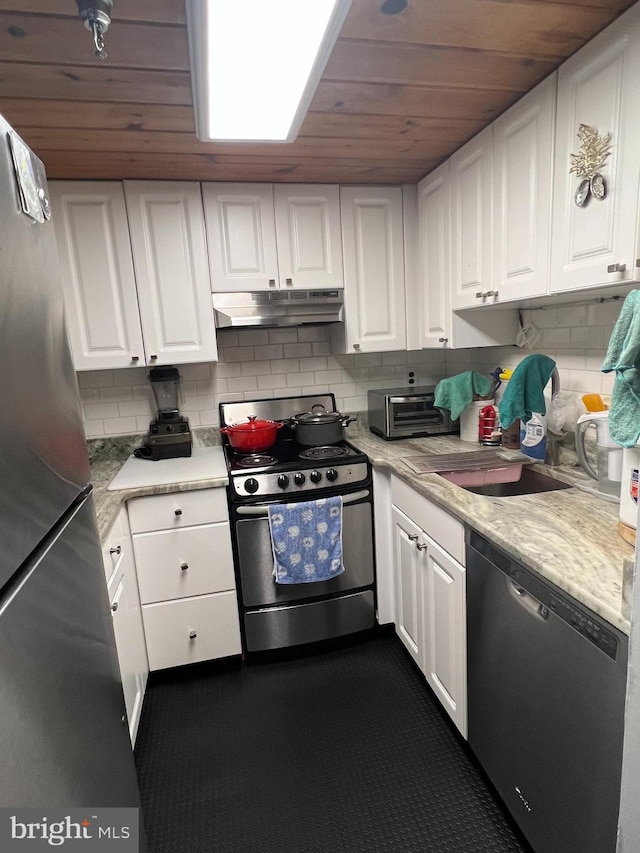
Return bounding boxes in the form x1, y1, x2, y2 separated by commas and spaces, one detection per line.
212, 290, 344, 328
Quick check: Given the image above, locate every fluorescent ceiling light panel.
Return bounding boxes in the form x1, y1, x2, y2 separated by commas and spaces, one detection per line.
187, 0, 352, 143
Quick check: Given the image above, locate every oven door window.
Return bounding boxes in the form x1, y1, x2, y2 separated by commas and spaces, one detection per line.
390, 397, 441, 431
236, 500, 374, 607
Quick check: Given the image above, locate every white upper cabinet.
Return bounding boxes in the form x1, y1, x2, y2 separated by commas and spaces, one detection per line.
450, 126, 494, 309
273, 185, 343, 290
416, 165, 452, 348
124, 181, 218, 365
50, 182, 145, 370
551, 3, 640, 293
493, 74, 556, 302
338, 186, 406, 353
202, 183, 278, 291
204, 183, 343, 291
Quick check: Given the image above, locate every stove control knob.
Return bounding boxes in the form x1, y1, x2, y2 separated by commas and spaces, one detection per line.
277, 474, 290, 489
326, 468, 338, 482
310, 470, 322, 484
294, 472, 306, 486
244, 478, 259, 494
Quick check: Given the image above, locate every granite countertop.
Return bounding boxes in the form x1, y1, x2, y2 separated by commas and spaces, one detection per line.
89, 423, 633, 634
90, 430, 227, 540
344, 424, 634, 635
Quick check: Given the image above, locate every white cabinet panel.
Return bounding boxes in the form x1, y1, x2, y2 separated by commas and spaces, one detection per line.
273, 185, 344, 290
202, 183, 278, 291
390, 476, 467, 737
339, 186, 406, 353
417, 165, 452, 348
393, 506, 424, 669
124, 181, 218, 363
451, 126, 494, 309
423, 539, 467, 738
494, 74, 556, 301
551, 4, 640, 293
142, 592, 241, 671
103, 507, 148, 745
50, 182, 145, 370
133, 523, 235, 604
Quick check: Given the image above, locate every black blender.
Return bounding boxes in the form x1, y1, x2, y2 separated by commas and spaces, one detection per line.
136, 366, 192, 460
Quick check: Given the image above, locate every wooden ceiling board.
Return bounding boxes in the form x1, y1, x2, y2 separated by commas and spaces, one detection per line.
0, 0, 636, 184
0, 13, 188, 70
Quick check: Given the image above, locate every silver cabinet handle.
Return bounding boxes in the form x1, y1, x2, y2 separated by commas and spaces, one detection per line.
109, 545, 121, 556
607, 263, 626, 273
180, 562, 189, 571
188, 629, 197, 640
408, 533, 419, 541
131, 356, 140, 363
174, 508, 183, 516
149, 354, 158, 360
438, 337, 448, 343
475, 291, 484, 299
268, 278, 276, 286
353, 343, 360, 350
416, 542, 428, 551
476, 290, 498, 300
636, 259, 640, 268
111, 602, 118, 612
285, 277, 293, 286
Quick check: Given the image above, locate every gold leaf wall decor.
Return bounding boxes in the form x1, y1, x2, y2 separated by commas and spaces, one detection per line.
569, 123, 612, 206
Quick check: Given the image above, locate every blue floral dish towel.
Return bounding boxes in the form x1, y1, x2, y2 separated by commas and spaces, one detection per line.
268, 496, 345, 584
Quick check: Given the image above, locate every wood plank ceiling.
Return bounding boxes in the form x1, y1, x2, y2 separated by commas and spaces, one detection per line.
0, 0, 635, 184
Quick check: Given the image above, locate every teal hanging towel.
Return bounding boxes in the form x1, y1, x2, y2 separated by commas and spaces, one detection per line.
498, 354, 556, 429
434, 371, 492, 422
602, 290, 640, 447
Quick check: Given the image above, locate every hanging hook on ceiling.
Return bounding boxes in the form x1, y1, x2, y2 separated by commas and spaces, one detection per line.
75, 0, 113, 60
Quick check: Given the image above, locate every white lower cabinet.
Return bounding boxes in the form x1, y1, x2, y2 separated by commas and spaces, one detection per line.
101, 507, 148, 745
128, 488, 241, 671
391, 476, 467, 738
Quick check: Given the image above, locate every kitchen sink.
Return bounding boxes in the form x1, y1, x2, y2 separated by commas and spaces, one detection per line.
442, 466, 573, 497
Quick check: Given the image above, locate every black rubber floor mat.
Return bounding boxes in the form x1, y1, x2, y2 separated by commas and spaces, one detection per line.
135, 635, 530, 853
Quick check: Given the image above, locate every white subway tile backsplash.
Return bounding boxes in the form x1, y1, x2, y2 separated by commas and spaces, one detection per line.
283, 342, 313, 358
254, 344, 284, 361
268, 329, 298, 344
219, 345, 255, 362
311, 342, 332, 357
79, 300, 622, 438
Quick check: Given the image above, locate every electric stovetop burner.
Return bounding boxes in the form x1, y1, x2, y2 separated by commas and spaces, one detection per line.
299, 445, 351, 461
235, 453, 278, 468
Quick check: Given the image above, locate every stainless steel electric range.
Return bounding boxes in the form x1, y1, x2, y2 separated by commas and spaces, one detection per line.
220, 394, 376, 657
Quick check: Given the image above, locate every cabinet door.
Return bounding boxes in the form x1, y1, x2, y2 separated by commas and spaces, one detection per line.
551, 5, 640, 293
273, 185, 344, 289
340, 186, 406, 353
450, 126, 494, 309
423, 537, 467, 738
124, 181, 218, 364
392, 506, 425, 670
202, 183, 279, 291
50, 182, 145, 371
417, 164, 452, 348
106, 510, 148, 745
493, 74, 556, 302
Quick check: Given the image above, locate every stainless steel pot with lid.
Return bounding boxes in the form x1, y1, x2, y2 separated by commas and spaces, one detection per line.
286, 404, 356, 446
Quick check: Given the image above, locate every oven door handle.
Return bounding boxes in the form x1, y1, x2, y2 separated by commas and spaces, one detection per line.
235, 489, 371, 516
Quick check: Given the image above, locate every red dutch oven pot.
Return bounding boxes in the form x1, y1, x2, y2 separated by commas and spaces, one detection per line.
220, 416, 283, 453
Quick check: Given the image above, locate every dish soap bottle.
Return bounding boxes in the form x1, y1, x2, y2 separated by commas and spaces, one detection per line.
520, 412, 547, 460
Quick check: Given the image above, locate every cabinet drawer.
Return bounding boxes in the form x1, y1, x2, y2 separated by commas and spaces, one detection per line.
391, 475, 464, 565
133, 523, 235, 603
142, 592, 241, 671
127, 488, 228, 533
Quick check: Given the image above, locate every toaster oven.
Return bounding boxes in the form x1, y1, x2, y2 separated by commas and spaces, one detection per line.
367, 386, 458, 440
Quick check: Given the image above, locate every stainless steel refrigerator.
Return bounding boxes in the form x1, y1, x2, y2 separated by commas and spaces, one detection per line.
0, 113, 143, 812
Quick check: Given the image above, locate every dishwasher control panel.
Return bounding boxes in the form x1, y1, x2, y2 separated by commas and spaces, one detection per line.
549, 593, 618, 660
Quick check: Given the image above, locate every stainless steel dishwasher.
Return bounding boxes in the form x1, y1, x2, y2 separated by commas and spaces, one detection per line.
466, 529, 628, 853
